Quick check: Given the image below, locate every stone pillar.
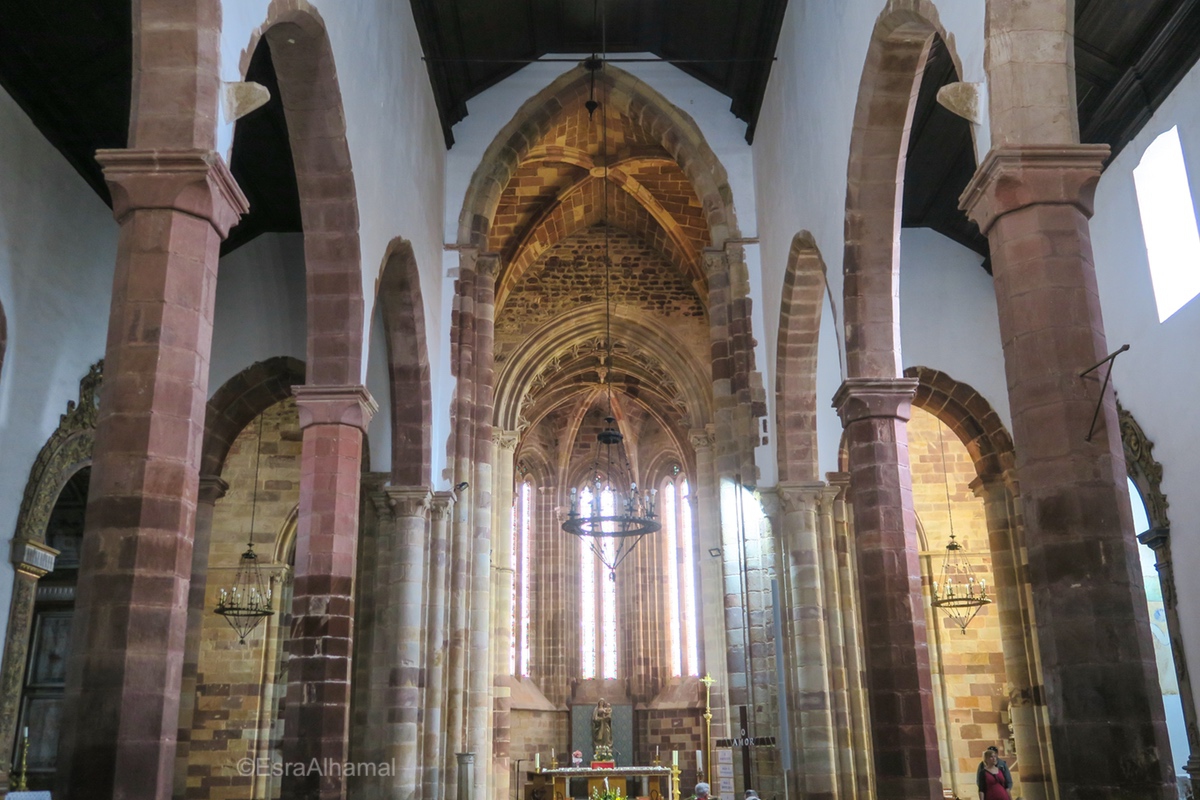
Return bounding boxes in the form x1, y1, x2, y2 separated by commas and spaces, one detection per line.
0, 540, 58, 787
971, 475, 1050, 800
56, 149, 246, 800
828, 472, 873, 799
776, 482, 838, 799
816, 482, 860, 800
1139, 527, 1200, 792
424, 492, 456, 800
174, 474, 228, 799
282, 384, 377, 800
832, 378, 941, 800
468, 254, 497, 800
962, 147, 1174, 798
383, 487, 433, 800
491, 431, 518, 800
690, 428, 730, 745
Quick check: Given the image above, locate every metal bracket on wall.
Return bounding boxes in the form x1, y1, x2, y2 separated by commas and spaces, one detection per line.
1080, 343, 1130, 442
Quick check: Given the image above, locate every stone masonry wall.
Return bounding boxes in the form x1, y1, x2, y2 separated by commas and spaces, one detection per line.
182, 398, 301, 800
907, 407, 1011, 795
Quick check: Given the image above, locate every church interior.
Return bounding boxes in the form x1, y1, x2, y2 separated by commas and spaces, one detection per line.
2, 0, 1200, 799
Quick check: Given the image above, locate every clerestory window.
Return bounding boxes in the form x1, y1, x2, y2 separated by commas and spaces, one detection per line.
1133, 125, 1200, 322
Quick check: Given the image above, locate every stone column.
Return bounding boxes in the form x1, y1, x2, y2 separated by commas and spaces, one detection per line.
491, 431, 518, 800
971, 475, 1050, 800
468, 255, 497, 800
0, 540, 58, 787
832, 378, 941, 800
424, 492, 456, 800
174, 474, 228, 798
828, 472, 873, 799
56, 149, 246, 800
383, 487, 433, 800
962, 147, 1174, 798
816, 482, 860, 800
282, 384, 377, 800
776, 482, 838, 799
690, 428, 730, 745
1139, 527, 1200, 791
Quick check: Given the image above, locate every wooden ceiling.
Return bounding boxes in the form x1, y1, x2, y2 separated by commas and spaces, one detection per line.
410, 0, 788, 146
1, 1, 1198, 256
903, 0, 1200, 266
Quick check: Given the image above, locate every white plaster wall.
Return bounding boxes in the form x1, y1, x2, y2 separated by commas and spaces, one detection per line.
1091, 55, 1200, 738
899, 228, 1010, 428
753, 0, 986, 485
209, 232, 307, 392
0, 86, 117, 640
218, 0, 451, 487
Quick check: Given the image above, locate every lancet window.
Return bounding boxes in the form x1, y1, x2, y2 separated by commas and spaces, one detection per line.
662, 473, 699, 677
579, 486, 619, 679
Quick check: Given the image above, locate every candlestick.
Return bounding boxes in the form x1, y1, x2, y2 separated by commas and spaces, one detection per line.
15, 727, 29, 792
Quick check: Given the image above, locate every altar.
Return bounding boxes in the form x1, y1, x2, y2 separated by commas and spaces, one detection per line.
535, 766, 674, 800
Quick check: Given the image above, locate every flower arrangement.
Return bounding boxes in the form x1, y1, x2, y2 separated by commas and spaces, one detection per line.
591, 782, 624, 800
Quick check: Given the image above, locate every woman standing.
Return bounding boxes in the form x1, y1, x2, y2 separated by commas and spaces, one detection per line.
977, 749, 1012, 800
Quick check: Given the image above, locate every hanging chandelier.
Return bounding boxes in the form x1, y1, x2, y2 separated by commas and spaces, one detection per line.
928, 425, 989, 633
214, 414, 274, 643
560, 54, 660, 575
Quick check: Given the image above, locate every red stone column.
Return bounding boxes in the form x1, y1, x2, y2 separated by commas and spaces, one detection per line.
283, 385, 377, 800
56, 150, 246, 800
962, 146, 1174, 798
832, 378, 941, 800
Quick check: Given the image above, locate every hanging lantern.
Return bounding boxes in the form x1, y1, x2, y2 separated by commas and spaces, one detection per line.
213, 414, 274, 643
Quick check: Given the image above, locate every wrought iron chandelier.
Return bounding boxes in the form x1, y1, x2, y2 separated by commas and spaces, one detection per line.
561, 56, 660, 575
214, 414, 274, 643
929, 424, 989, 633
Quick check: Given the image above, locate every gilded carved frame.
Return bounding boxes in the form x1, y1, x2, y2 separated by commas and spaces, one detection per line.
0, 360, 101, 779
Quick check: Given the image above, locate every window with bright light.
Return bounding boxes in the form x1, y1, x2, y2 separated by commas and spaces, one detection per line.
662, 473, 699, 677
510, 480, 532, 676
579, 486, 619, 680
1133, 126, 1200, 322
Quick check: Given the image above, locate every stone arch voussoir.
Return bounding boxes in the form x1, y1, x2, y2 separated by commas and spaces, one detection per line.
776, 231, 829, 483
375, 237, 433, 487
257, 1, 364, 386
843, 0, 959, 379
202, 357, 307, 478
904, 365, 1014, 481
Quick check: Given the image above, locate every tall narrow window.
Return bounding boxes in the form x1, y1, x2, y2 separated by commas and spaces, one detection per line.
579, 486, 619, 679
1133, 126, 1200, 322
580, 487, 598, 679
663, 473, 700, 677
510, 480, 533, 676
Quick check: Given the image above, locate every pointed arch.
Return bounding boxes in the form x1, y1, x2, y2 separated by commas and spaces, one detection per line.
457, 62, 741, 252
202, 356, 306, 478
843, 0, 959, 378
254, 1, 364, 385
375, 237, 432, 486
776, 231, 829, 483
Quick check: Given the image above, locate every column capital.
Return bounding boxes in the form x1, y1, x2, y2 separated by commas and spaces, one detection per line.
10, 539, 59, 579
293, 384, 378, 431
1137, 526, 1171, 552
387, 486, 433, 519
959, 144, 1110, 235
702, 247, 728, 277
493, 429, 520, 452
832, 378, 918, 426
431, 491, 457, 520
689, 426, 716, 452
475, 253, 501, 279
197, 475, 230, 504
95, 148, 249, 238
775, 481, 826, 514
